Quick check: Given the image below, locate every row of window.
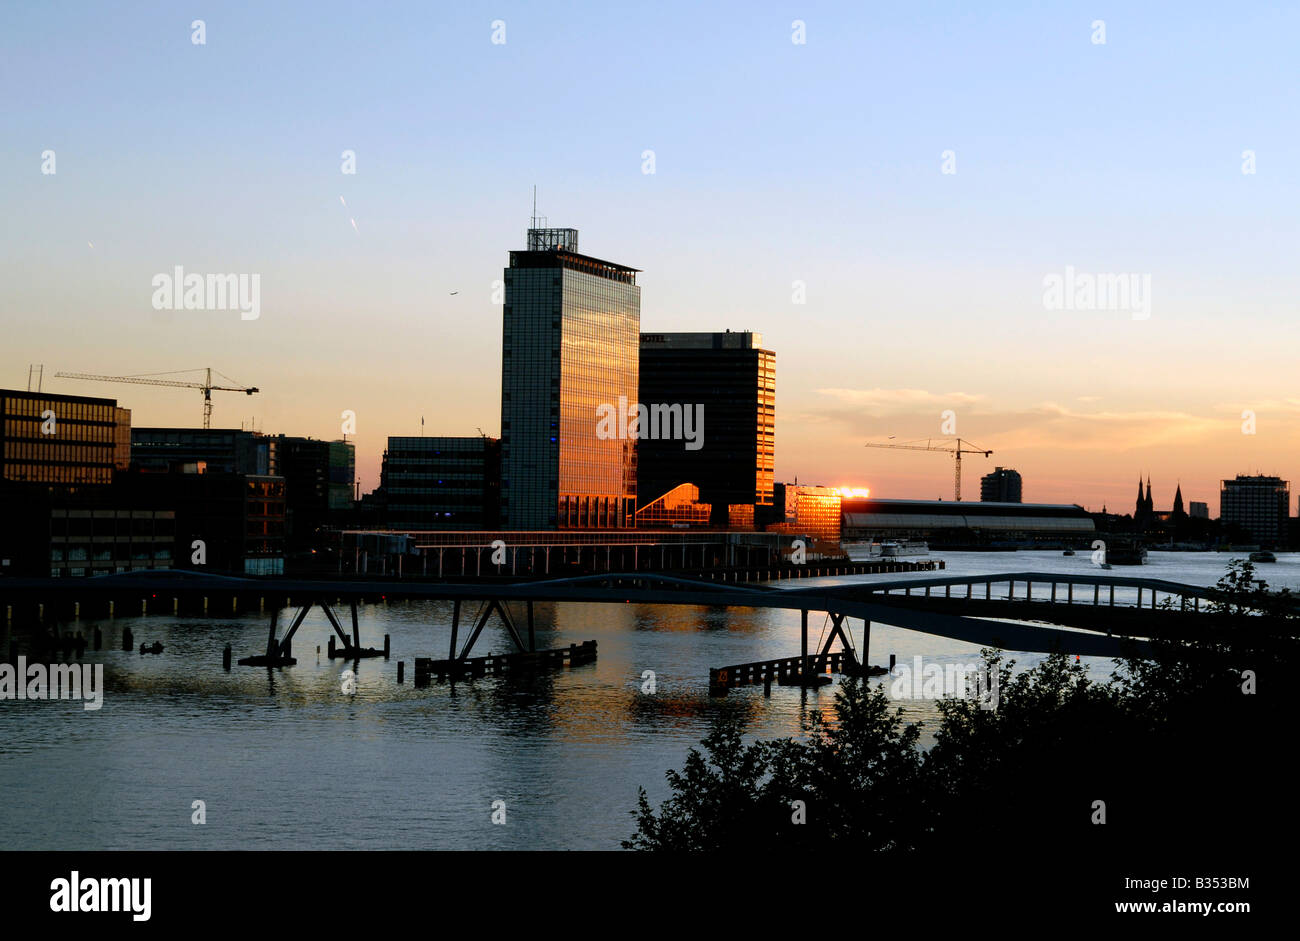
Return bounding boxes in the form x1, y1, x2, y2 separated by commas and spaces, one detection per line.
52, 548, 172, 561
4, 398, 116, 421
3, 464, 112, 484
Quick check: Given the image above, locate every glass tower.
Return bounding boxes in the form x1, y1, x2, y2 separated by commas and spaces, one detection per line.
501, 228, 640, 529
637, 331, 776, 526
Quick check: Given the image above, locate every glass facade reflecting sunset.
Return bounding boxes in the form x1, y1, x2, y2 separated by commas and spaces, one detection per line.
501, 231, 640, 528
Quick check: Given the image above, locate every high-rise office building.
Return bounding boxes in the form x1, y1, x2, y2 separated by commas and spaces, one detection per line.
1220, 475, 1290, 546
637, 331, 775, 525
1188, 501, 1209, 519
980, 467, 1023, 503
500, 226, 640, 528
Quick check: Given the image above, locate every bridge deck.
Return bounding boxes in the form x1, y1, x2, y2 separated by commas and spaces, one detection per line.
4, 569, 1265, 659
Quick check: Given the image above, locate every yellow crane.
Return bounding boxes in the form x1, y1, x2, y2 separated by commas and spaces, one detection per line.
54, 367, 259, 429
864, 438, 993, 502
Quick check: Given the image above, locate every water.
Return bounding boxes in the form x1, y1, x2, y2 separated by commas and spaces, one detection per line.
0, 550, 1284, 850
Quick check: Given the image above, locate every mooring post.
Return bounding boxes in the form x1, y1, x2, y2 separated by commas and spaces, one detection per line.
122, 627, 133, 652
350, 600, 360, 650
397, 661, 405, 683
383, 634, 390, 659
328, 635, 335, 658
222, 644, 232, 671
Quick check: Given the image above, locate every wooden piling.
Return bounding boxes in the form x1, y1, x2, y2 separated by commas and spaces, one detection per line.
122, 627, 134, 652
383, 634, 390, 659
222, 644, 232, 671
397, 661, 405, 683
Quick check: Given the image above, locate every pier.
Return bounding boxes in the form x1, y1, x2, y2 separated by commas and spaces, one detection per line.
414, 641, 597, 684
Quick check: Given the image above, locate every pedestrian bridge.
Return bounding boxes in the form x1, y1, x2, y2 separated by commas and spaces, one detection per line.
5, 568, 1273, 662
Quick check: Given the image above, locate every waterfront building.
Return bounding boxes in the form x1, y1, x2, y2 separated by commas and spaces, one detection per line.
841, 497, 1094, 547
979, 467, 1022, 503
500, 226, 640, 529
380, 436, 500, 530
271, 436, 355, 549
769, 483, 842, 545
1220, 475, 1290, 547
131, 427, 274, 476
1, 388, 129, 488
637, 331, 775, 526
1189, 501, 1209, 519
113, 466, 286, 575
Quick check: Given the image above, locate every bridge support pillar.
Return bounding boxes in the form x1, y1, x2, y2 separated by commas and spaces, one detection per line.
801, 610, 809, 678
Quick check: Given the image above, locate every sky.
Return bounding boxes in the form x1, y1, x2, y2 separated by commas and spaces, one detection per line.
3, 1, 1299, 513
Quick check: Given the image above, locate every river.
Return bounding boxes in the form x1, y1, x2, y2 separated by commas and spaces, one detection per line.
0, 549, 1288, 850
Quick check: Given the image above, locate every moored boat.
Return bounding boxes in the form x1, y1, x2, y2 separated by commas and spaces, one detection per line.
1107, 545, 1147, 565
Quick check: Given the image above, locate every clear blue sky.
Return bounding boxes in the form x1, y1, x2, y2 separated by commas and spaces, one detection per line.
4, 1, 1299, 509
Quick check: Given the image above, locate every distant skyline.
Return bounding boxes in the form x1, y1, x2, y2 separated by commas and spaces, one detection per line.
5, 1, 1300, 513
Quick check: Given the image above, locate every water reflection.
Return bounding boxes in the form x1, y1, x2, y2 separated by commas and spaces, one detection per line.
1, 550, 1272, 849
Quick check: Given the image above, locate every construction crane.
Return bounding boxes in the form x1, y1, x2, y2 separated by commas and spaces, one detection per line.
54, 367, 259, 429
864, 438, 992, 502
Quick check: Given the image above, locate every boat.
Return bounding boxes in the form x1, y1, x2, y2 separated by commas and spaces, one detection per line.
1249, 550, 1277, 563
1062, 549, 1075, 556
1099, 562, 1112, 570
840, 541, 877, 562
880, 540, 928, 558
1107, 545, 1147, 565
841, 540, 929, 561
